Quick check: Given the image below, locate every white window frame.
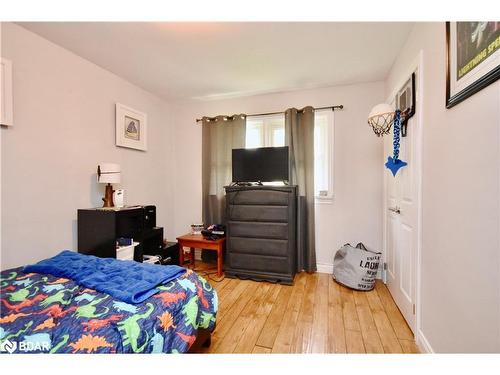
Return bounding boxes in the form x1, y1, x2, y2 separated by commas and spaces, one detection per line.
314, 109, 335, 203
244, 111, 334, 201
245, 114, 285, 149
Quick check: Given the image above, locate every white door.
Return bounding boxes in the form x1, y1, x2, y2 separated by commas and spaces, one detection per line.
383, 73, 421, 334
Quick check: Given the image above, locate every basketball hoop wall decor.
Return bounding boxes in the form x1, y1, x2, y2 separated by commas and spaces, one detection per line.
367, 103, 395, 137
116, 103, 147, 151
368, 72, 416, 177
368, 105, 409, 177
368, 73, 416, 138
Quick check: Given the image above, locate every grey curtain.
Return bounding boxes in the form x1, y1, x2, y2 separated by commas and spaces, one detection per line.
285, 107, 316, 273
202, 114, 246, 225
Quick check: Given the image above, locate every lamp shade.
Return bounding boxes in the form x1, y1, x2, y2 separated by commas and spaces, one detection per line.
97, 163, 121, 184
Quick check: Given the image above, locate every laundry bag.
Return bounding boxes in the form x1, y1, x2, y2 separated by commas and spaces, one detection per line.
332, 243, 381, 291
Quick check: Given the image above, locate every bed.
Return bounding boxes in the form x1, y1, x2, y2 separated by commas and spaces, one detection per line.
0, 252, 217, 354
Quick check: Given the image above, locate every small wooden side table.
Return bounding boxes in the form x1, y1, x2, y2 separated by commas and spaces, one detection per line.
176, 234, 225, 277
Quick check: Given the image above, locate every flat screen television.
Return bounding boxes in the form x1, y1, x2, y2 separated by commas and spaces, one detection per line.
232, 146, 289, 183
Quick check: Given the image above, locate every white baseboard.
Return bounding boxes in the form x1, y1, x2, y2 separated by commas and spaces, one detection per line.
316, 262, 333, 274
416, 329, 434, 353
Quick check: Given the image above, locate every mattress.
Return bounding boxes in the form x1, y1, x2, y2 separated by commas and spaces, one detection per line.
0, 266, 217, 354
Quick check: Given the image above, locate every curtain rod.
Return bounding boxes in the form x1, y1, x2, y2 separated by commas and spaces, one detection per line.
196, 105, 344, 123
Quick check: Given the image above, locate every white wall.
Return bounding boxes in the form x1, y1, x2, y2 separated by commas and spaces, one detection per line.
386, 22, 500, 353
171, 81, 385, 270
0, 23, 176, 269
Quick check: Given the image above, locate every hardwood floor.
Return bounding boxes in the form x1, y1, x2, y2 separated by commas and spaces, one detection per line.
197, 268, 419, 354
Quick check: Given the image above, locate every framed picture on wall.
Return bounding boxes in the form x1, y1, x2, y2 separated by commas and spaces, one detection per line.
446, 21, 500, 108
115, 103, 147, 151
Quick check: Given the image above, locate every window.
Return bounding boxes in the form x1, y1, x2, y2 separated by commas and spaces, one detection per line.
244, 110, 334, 200
314, 109, 334, 201
245, 114, 285, 148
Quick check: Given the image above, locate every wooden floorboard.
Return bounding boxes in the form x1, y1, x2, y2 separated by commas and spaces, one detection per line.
252, 345, 272, 354
215, 282, 272, 353
374, 281, 415, 340
353, 291, 384, 353
255, 283, 293, 348
233, 283, 281, 353
399, 339, 420, 354
203, 269, 419, 354
365, 286, 404, 353
327, 277, 347, 353
341, 287, 361, 332
345, 329, 366, 353
272, 272, 308, 353
203, 281, 256, 353
291, 272, 318, 353
212, 277, 231, 293
310, 273, 329, 353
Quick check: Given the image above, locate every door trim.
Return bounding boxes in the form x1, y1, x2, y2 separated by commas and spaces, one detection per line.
382, 50, 424, 343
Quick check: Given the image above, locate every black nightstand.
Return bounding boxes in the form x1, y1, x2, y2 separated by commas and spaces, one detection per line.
77, 206, 165, 263
78, 207, 145, 261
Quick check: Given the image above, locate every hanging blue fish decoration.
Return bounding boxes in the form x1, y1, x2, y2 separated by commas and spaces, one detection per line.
385, 156, 407, 177
385, 110, 407, 177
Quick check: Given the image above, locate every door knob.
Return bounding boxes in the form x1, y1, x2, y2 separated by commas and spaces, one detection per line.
388, 206, 401, 214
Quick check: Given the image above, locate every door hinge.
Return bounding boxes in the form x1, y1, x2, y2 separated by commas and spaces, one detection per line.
383, 262, 387, 270
412, 304, 416, 315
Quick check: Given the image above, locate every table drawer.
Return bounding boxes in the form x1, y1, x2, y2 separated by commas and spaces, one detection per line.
228, 205, 288, 222
229, 253, 289, 274
228, 221, 288, 240
227, 189, 290, 206
228, 237, 289, 257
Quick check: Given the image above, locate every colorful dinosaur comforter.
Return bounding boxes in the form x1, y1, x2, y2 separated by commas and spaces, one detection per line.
0, 267, 217, 354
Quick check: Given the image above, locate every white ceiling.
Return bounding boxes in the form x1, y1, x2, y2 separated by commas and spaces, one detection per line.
19, 22, 413, 101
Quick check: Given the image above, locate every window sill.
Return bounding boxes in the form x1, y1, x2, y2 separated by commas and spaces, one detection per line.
315, 195, 334, 204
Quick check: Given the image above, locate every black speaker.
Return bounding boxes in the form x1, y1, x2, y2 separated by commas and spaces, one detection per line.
143, 205, 156, 229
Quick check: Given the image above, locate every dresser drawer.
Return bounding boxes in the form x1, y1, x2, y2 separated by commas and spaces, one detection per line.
228, 237, 289, 257
228, 205, 288, 222
227, 189, 290, 205
228, 221, 288, 240
229, 253, 289, 274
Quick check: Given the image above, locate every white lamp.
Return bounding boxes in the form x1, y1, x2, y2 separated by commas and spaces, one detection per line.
97, 163, 121, 207
367, 103, 395, 137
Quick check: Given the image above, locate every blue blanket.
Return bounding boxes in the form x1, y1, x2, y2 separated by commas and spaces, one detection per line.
23, 250, 186, 303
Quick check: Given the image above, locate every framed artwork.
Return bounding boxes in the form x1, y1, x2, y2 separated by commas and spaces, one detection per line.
115, 103, 147, 151
446, 21, 500, 108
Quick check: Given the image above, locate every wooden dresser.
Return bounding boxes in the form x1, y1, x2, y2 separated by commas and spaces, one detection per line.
224, 185, 297, 284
